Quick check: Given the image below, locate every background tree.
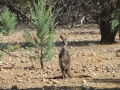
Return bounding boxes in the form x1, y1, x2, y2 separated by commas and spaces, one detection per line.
96, 0, 120, 44
51, 0, 120, 44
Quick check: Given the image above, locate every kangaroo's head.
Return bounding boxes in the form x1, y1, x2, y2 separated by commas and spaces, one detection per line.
60, 35, 68, 47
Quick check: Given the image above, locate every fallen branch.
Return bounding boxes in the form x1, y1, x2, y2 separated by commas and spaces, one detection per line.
0, 49, 19, 57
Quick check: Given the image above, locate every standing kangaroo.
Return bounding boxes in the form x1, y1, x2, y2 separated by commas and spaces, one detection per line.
58, 35, 92, 79
59, 35, 73, 78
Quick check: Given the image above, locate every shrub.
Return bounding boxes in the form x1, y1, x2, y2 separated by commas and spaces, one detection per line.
0, 6, 16, 35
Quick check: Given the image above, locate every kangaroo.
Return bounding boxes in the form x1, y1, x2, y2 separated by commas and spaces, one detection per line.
58, 35, 92, 79
59, 35, 73, 78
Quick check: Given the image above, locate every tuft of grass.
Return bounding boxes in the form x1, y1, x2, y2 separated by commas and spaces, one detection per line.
29, 55, 39, 61
7, 44, 20, 52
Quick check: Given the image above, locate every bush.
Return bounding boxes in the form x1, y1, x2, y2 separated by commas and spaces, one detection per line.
0, 6, 16, 35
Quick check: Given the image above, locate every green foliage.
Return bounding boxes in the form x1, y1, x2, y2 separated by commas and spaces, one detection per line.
23, 30, 35, 48
0, 53, 3, 59
7, 45, 20, 52
111, 0, 120, 40
111, 0, 120, 31
29, 0, 56, 68
29, 55, 39, 61
111, 14, 119, 30
0, 7, 16, 35
45, 33, 55, 61
23, 30, 39, 48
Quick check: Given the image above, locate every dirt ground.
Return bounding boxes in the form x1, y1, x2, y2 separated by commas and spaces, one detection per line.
0, 24, 120, 90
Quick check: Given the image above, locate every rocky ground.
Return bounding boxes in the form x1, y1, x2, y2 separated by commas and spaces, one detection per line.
0, 24, 120, 90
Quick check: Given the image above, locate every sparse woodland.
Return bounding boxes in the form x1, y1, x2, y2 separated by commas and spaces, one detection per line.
0, 0, 120, 90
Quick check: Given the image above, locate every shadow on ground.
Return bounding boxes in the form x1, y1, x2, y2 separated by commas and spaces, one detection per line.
0, 40, 100, 49
91, 79, 120, 84
0, 79, 120, 90
55, 40, 100, 47
1, 85, 120, 90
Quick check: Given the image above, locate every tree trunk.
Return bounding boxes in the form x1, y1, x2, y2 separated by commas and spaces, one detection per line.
99, 20, 118, 44
40, 48, 44, 69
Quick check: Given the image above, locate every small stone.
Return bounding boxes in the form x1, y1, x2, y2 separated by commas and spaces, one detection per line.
31, 64, 35, 69
82, 80, 87, 84
0, 61, 3, 66
113, 74, 116, 77
23, 73, 27, 75
116, 53, 120, 57
47, 66, 51, 69
106, 57, 110, 60
0, 67, 3, 71
71, 67, 74, 70
94, 67, 100, 71
97, 59, 102, 62
81, 52, 85, 56
18, 74, 23, 77
77, 53, 81, 57
5, 62, 9, 65
18, 79, 22, 82
27, 78, 30, 81
31, 71, 34, 73
25, 60, 29, 63
21, 60, 24, 63
32, 81, 35, 83
2, 77, 6, 80
56, 68, 60, 71
92, 72, 97, 77
107, 69, 111, 72
91, 57, 96, 63
34, 76, 39, 79
90, 53, 96, 57
54, 55, 58, 58
12, 64, 18, 68
74, 70, 78, 73
26, 51, 30, 54
112, 71, 115, 74
40, 78, 45, 82
53, 80, 59, 84
47, 81, 50, 84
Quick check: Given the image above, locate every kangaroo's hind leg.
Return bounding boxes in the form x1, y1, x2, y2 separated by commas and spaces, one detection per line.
62, 70, 66, 79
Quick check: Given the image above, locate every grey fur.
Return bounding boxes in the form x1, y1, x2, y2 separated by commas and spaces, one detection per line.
59, 35, 73, 78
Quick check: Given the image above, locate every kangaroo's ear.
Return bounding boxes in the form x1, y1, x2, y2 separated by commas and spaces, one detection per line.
60, 35, 64, 40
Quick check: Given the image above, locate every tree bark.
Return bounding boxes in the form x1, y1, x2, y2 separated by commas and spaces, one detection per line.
100, 20, 118, 44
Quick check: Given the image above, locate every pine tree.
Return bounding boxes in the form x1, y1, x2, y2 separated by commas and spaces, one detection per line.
30, 0, 56, 69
